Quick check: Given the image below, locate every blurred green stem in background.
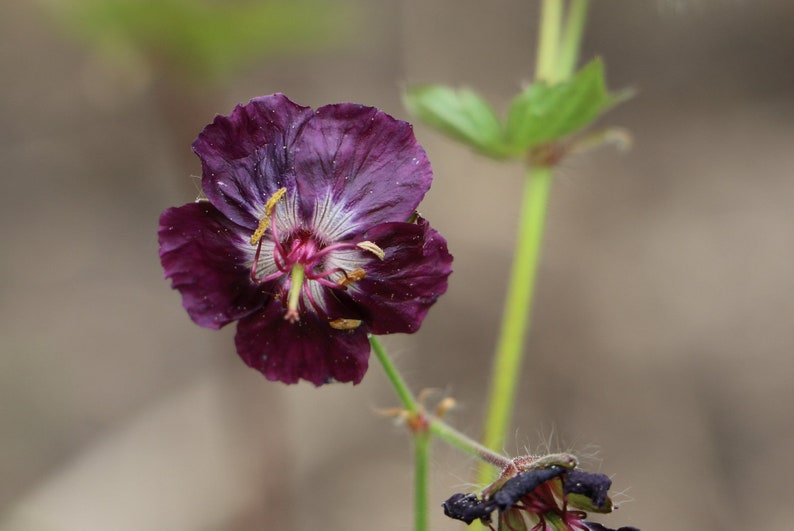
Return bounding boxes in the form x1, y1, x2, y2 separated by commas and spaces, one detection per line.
477, 0, 591, 489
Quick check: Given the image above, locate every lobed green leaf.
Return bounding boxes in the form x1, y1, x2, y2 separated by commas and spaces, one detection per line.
403, 85, 510, 159
505, 58, 631, 153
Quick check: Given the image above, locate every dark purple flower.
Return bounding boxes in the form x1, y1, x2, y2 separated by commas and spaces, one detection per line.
442, 454, 638, 531
159, 94, 452, 386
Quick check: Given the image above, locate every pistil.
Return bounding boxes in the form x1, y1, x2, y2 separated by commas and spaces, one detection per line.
284, 264, 305, 323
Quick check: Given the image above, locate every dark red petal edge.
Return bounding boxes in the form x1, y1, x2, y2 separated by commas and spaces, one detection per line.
158, 202, 266, 329
235, 302, 370, 386
351, 217, 453, 335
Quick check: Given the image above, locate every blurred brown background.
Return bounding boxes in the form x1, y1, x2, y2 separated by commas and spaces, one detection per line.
2, 1, 794, 529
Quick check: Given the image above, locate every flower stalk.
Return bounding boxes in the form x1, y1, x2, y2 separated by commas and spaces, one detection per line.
414, 430, 430, 531
370, 335, 428, 531
429, 417, 513, 470
479, 164, 552, 481
478, 0, 591, 488
369, 335, 419, 415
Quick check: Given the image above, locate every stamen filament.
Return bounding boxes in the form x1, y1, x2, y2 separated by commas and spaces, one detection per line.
314, 277, 345, 289
305, 241, 359, 261
284, 264, 305, 323
301, 280, 324, 314
250, 238, 265, 281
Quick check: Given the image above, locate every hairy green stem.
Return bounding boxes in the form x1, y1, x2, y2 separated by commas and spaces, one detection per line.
370, 335, 418, 414
478, 165, 553, 487
429, 417, 513, 469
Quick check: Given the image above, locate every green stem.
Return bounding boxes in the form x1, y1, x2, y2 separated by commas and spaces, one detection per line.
478, 165, 553, 486
369, 335, 418, 414
535, 0, 564, 82
429, 417, 513, 469
557, 0, 590, 79
414, 430, 430, 531
477, 0, 592, 491
369, 335, 426, 531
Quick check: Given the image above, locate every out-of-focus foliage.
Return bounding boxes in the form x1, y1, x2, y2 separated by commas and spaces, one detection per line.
504, 59, 631, 155
37, 0, 356, 80
402, 85, 508, 158
404, 59, 631, 161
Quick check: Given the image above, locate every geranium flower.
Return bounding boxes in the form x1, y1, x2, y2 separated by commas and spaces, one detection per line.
158, 94, 452, 386
443, 454, 638, 531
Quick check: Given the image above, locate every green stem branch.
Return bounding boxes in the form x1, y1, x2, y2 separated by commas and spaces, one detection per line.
429, 417, 513, 469
536, 0, 564, 82
557, 0, 590, 79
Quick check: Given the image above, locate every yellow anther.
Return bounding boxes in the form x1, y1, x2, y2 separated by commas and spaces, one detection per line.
435, 397, 457, 418
357, 240, 385, 260
329, 318, 363, 330
265, 187, 287, 216
250, 218, 270, 245
250, 187, 287, 245
337, 268, 366, 287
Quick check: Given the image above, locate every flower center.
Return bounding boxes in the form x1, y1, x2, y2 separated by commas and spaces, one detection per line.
249, 188, 384, 324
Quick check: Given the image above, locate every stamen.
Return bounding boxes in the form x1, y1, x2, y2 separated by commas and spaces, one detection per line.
250, 187, 287, 245
357, 240, 385, 260
265, 187, 287, 215
250, 219, 270, 246
284, 264, 304, 323
329, 318, 362, 330
337, 268, 366, 287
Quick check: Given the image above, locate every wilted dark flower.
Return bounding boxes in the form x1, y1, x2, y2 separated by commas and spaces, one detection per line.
159, 94, 452, 386
443, 454, 638, 531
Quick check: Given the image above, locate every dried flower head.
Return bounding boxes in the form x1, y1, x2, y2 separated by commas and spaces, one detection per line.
443, 453, 638, 531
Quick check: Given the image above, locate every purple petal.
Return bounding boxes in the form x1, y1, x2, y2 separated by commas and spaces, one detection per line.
193, 94, 314, 228
235, 303, 370, 385
159, 202, 266, 329
293, 103, 433, 239
349, 218, 452, 335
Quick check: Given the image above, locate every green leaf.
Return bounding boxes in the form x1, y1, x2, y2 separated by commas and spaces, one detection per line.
505, 58, 631, 153
403, 85, 509, 159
